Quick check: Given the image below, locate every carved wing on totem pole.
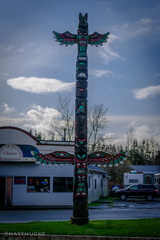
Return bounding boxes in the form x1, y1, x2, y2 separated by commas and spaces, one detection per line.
53, 31, 110, 47
31, 150, 127, 167
88, 151, 127, 167
88, 32, 110, 47
31, 151, 74, 165
53, 31, 77, 46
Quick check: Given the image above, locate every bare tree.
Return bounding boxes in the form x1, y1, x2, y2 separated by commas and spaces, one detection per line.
49, 96, 109, 149
88, 104, 109, 153
50, 95, 74, 141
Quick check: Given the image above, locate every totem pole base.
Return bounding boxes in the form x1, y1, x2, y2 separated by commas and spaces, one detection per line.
70, 216, 89, 225
70, 198, 89, 225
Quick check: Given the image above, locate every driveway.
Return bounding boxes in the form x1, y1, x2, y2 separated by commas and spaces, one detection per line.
89, 198, 160, 220
101, 198, 160, 209
0, 199, 160, 222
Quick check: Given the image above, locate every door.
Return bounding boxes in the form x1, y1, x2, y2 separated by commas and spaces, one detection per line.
129, 185, 139, 197
90, 178, 94, 202
6, 177, 13, 206
0, 177, 6, 206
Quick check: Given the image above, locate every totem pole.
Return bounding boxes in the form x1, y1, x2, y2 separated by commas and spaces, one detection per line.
53, 13, 109, 224
32, 13, 127, 225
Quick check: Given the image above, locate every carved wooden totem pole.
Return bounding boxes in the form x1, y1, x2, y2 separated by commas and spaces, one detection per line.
53, 13, 110, 224
32, 13, 127, 225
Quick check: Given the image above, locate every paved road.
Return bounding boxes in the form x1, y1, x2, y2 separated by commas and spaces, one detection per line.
0, 200, 160, 223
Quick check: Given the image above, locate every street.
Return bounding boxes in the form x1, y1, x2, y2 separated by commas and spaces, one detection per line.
0, 199, 160, 223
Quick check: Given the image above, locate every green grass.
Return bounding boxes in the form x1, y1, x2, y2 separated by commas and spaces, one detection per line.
89, 196, 116, 207
0, 219, 160, 237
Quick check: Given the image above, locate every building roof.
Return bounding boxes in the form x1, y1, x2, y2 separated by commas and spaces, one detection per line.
0, 126, 74, 146
0, 126, 40, 143
88, 165, 106, 174
131, 165, 160, 174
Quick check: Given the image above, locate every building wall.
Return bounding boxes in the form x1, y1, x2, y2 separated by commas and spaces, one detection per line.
0, 127, 108, 207
88, 172, 108, 203
0, 163, 74, 206
0, 162, 107, 206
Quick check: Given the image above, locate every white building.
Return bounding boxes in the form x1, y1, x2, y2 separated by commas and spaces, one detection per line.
0, 126, 108, 207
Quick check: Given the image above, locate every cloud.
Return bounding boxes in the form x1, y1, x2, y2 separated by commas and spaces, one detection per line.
21, 104, 60, 138
127, 121, 160, 143
98, 34, 125, 63
89, 69, 112, 78
132, 85, 160, 99
0, 104, 61, 139
108, 114, 160, 144
112, 17, 158, 43
0, 108, 160, 144
134, 125, 151, 141
99, 45, 125, 63
135, 18, 152, 34
2, 103, 15, 114
7, 76, 75, 93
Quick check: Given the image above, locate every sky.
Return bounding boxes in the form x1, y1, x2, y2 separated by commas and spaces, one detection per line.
0, 0, 160, 146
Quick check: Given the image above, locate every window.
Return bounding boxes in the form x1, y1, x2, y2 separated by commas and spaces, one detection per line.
14, 177, 26, 185
129, 179, 138, 184
144, 175, 154, 184
27, 177, 50, 192
139, 185, 156, 190
88, 176, 91, 188
95, 179, 97, 189
101, 179, 103, 188
130, 185, 138, 190
53, 177, 73, 192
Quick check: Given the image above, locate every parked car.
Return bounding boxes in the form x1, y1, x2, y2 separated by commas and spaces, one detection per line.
116, 184, 160, 201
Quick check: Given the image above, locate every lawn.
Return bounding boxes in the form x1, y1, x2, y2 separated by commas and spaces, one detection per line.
0, 219, 160, 237
89, 196, 117, 207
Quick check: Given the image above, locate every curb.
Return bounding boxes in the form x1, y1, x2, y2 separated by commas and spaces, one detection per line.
0, 234, 160, 240
0, 205, 73, 211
